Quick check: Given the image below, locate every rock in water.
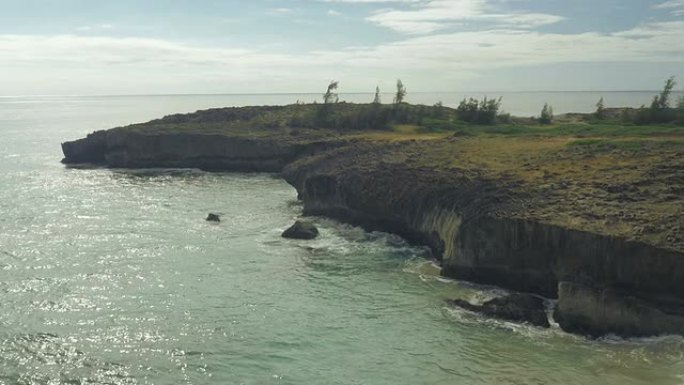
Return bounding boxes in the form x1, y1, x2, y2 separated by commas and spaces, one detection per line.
206, 213, 221, 222
449, 293, 550, 328
282, 221, 319, 240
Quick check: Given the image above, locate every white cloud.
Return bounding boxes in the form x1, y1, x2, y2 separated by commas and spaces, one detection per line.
654, 0, 684, 15
356, 23, 684, 68
366, 0, 563, 34
268, 8, 295, 15
655, 0, 684, 9
369, 19, 444, 34
0, 20, 683, 94
75, 24, 115, 32
0, 35, 293, 67
321, 0, 420, 2
328, 9, 343, 16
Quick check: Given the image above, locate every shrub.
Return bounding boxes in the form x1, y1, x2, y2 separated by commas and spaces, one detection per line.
433, 101, 445, 119
655, 76, 676, 109
373, 86, 381, 104
323, 81, 339, 104
497, 112, 512, 124
477, 97, 502, 124
634, 105, 678, 125
539, 103, 554, 124
632, 76, 680, 124
394, 79, 407, 104
595, 97, 605, 120
620, 109, 633, 123
456, 96, 502, 125
456, 98, 479, 123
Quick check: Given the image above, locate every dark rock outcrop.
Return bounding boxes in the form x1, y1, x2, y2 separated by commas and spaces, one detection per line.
61, 130, 107, 164
554, 282, 684, 338
282, 221, 319, 240
449, 294, 550, 328
206, 213, 221, 222
63, 130, 292, 171
61, 128, 345, 172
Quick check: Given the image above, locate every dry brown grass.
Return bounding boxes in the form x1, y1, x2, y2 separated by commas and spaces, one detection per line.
338, 132, 684, 251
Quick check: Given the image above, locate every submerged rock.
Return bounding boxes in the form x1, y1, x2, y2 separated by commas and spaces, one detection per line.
206, 213, 221, 222
449, 293, 550, 328
282, 221, 319, 240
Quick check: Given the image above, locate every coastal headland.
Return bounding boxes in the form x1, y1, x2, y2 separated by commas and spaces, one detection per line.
61, 102, 684, 338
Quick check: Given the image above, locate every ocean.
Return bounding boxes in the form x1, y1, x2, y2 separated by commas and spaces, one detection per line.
1, 93, 683, 384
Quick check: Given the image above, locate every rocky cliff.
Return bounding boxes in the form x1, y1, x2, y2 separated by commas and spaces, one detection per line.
62, 118, 684, 338
281, 140, 684, 337
62, 128, 343, 172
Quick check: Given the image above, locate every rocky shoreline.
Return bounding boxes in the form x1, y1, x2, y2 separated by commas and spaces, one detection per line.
61, 110, 684, 338
280, 141, 684, 337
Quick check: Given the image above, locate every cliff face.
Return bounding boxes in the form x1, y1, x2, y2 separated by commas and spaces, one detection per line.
61, 130, 108, 164
62, 129, 684, 338
62, 129, 342, 172
281, 142, 684, 337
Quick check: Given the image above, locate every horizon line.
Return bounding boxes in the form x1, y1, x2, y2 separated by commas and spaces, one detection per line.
0, 90, 675, 98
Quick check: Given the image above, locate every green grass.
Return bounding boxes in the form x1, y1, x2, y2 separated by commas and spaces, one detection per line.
116, 102, 684, 141
554, 123, 684, 137
415, 119, 684, 138
566, 138, 684, 152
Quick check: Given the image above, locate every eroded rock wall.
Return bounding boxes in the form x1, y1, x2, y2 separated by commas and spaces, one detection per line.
61, 129, 342, 172
283, 158, 684, 337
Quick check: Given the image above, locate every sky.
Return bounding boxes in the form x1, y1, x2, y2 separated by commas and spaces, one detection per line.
0, 0, 683, 95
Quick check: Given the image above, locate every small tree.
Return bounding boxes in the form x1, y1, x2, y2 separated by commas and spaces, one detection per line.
636, 77, 679, 124
373, 86, 381, 104
456, 98, 479, 122
539, 103, 553, 124
677, 88, 684, 124
655, 76, 676, 109
595, 97, 605, 119
455, 97, 501, 124
323, 81, 339, 104
317, 80, 339, 127
393, 79, 407, 104
477, 97, 502, 124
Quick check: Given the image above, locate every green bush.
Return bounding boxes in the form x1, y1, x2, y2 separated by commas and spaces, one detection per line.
595, 97, 605, 120
632, 76, 681, 125
456, 98, 479, 123
456, 97, 502, 125
634, 106, 679, 125
497, 113, 512, 124
539, 103, 554, 124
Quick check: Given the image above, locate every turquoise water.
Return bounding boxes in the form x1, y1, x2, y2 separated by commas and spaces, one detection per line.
1, 95, 684, 384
